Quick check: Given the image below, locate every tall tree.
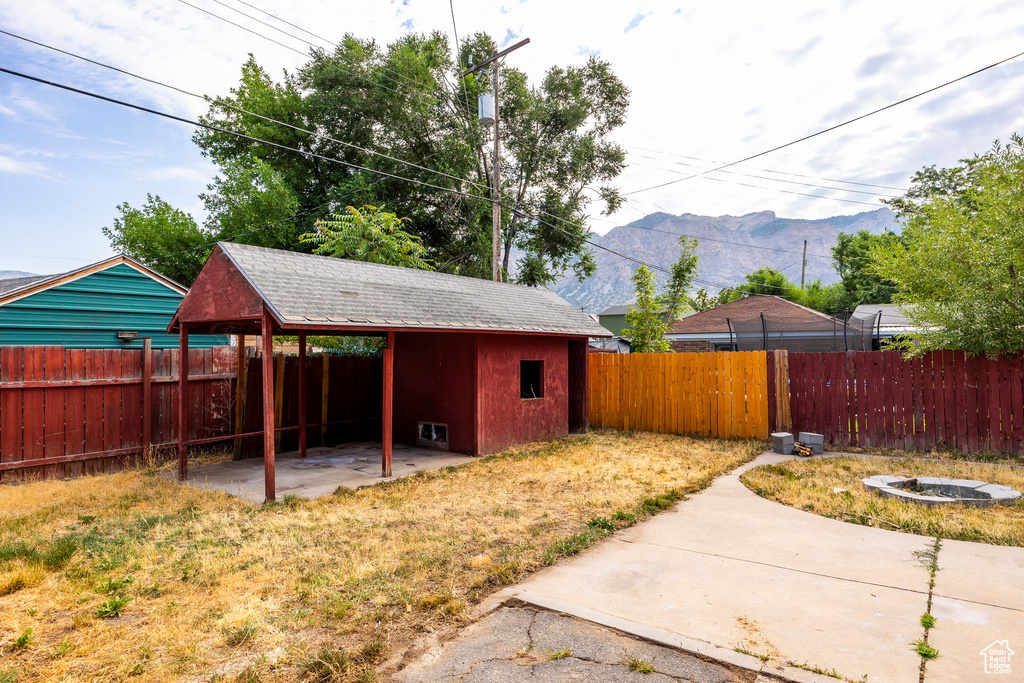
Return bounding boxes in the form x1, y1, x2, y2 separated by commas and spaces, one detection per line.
192, 33, 628, 285
831, 230, 903, 308
622, 264, 670, 353
301, 204, 432, 270
659, 236, 700, 322
101, 194, 209, 285
873, 135, 1024, 355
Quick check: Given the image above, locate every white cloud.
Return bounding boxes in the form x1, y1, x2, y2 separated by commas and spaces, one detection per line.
0, 155, 52, 177
140, 165, 213, 183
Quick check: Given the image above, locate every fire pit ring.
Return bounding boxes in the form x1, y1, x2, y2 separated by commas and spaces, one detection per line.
862, 475, 1021, 508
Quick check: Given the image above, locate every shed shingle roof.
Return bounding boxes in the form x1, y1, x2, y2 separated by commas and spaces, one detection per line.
219, 242, 610, 337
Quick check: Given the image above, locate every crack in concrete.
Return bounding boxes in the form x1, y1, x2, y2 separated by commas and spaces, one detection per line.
916, 536, 942, 683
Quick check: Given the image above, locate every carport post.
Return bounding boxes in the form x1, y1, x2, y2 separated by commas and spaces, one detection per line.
298, 332, 307, 458
177, 325, 189, 481
261, 309, 276, 502
382, 330, 394, 477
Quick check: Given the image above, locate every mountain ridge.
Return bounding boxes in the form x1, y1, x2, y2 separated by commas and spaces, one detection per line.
551, 207, 897, 313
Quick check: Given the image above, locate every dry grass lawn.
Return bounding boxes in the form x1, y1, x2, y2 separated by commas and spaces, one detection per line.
742, 456, 1024, 546
0, 431, 761, 683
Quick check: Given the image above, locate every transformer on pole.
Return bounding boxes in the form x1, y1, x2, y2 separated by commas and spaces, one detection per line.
462, 38, 530, 282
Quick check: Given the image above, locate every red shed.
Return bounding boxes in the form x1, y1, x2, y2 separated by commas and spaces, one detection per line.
169, 243, 609, 501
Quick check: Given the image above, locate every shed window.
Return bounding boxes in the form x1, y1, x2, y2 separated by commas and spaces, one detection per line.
520, 360, 544, 399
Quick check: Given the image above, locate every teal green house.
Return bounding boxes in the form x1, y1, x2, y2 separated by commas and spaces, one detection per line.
0, 256, 227, 349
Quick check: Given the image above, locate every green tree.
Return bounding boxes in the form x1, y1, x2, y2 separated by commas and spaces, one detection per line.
734, 267, 802, 300
193, 33, 628, 285
622, 264, 670, 353
201, 156, 299, 249
873, 135, 1024, 355
656, 236, 699, 322
101, 194, 210, 285
831, 230, 903, 308
300, 204, 432, 270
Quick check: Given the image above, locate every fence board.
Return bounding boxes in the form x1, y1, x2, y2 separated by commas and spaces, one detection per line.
1013, 357, 1024, 455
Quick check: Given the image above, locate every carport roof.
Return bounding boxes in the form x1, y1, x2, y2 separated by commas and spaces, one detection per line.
177, 242, 610, 337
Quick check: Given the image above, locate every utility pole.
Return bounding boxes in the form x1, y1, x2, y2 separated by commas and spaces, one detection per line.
461, 38, 530, 282
800, 239, 808, 289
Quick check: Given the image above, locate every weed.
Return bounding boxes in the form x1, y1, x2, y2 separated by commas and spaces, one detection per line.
24, 608, 36, 616
912, 639, 939, 661
920, 613, 936, 629
734, 646, 770, 662
612, 510, 637, 524
304, 645, 351, 682
95, 595, 131, 618
51, 639, 73, 659
588, 517, 615, 532
41, 535, 78, 568
359, 638, 386, 663
10, 629, 33, 650
760, 464, 802, 481
223, 620, 260, 647
546, 648, 572, 660
0, 667, 17, 683
96, 576, 133, 594
622, 653, 655, 673
786, 661, 851, 680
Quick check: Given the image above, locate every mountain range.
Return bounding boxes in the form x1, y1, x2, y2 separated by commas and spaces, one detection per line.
0, 270, 35, 280
551, 208, 898, 313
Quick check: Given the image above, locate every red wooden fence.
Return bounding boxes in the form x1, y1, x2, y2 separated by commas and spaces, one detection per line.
237, 354, 382, 458
788, 350, 1024, 454
0, 346, 236, 482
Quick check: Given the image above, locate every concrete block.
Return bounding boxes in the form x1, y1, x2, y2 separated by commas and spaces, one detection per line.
797, 432, 824, 454
771, 432, 794, 455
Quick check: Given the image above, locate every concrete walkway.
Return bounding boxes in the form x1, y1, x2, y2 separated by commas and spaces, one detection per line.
489, 452, 1024, 683
164, 442, 473, 503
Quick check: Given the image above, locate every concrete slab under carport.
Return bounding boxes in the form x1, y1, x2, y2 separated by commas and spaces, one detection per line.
163, 441, 474, 503
501, 453, 936, 683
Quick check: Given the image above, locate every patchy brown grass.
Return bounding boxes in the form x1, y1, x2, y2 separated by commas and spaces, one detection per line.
0, 431, 761, 682
742, 456, 1024, 546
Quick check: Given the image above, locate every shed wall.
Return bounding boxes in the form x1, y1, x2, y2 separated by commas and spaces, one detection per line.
0, 265, 226, 349
392, 332, 476, 455
475, 334, 569, 455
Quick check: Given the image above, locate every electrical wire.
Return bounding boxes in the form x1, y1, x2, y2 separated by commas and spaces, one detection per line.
623, 46, 1024, 196
0, 30, 490, 195
627, 152, 901, 198
626, 145, 909, 192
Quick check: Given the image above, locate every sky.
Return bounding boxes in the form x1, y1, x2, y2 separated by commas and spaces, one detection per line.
2, 0, 1024, 275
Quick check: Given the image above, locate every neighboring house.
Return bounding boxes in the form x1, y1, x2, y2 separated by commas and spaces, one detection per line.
597, 304, 632, 337
0, 256, 226, 349
667, 295, 873, 352
589, 337, 631, 354
851, 303, 921, 346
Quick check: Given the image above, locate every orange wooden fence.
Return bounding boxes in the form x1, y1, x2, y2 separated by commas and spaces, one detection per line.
589, 351, 770, 439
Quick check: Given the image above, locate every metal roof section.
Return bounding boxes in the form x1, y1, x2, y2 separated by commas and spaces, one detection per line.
0, 256, 187, 307
218, 242, 611, 337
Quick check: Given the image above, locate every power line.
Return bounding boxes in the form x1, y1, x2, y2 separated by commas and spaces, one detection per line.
627, 152, 901, 198
627, 145, 909, 192
623, 46, 1024, 197
176, 0, 308, 57
0, 30, 489, 195
0, 63, 784, 296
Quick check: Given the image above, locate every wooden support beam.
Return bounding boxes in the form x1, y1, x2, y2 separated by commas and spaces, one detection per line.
142, 336, 152, 455
234, 334, 246, 459
321, 353, 330, 445
261, 310, 276, 502
298, 332, 307, 458
177, 326, 189, 481
382, 331, 394, 477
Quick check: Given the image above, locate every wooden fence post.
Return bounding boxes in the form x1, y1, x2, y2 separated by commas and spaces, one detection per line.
177, 328, 189, 481
142, 337, 152, 455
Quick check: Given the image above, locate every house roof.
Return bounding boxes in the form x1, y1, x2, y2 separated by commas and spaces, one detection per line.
852, 303, 916, 330
668, 295, 837, 335
598, 304, 632, 316
0, 256, 186, 306
201, 242, 609, 337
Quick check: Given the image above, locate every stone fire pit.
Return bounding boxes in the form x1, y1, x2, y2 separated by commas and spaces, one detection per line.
862, 475, 1022, 508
